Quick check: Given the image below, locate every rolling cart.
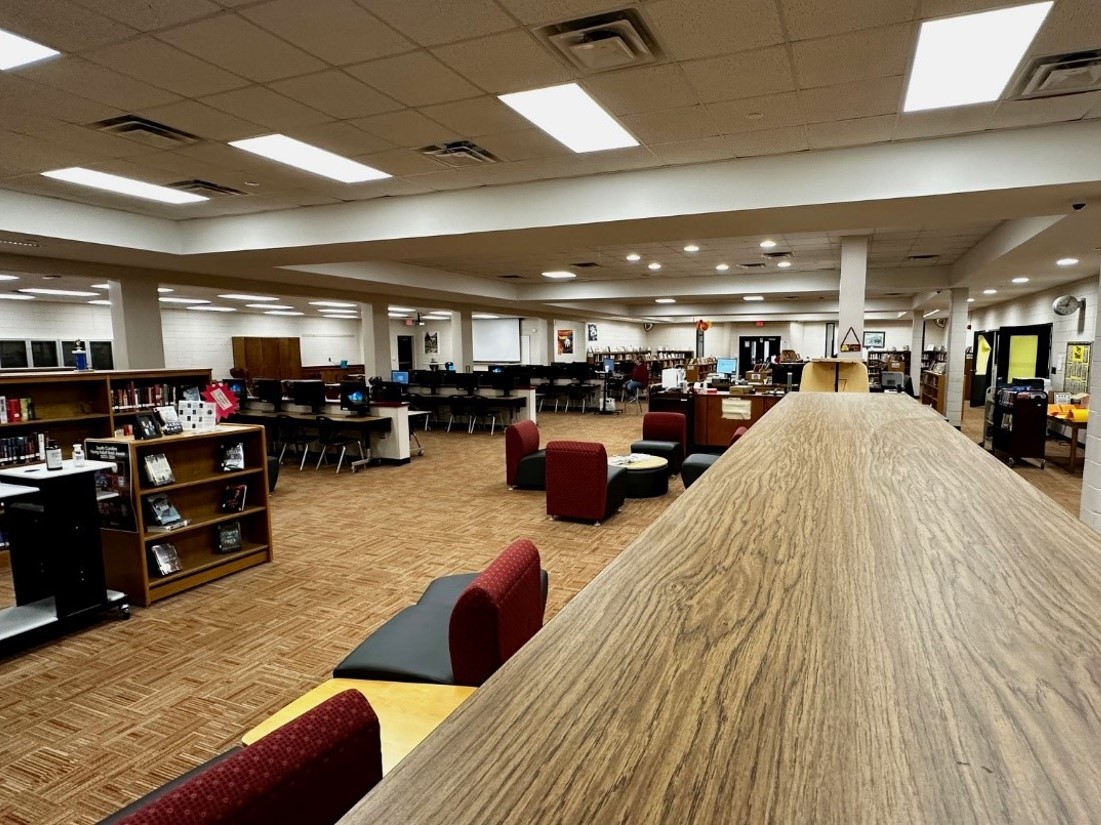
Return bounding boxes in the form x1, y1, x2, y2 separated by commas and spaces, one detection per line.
987, 385, 1047, 468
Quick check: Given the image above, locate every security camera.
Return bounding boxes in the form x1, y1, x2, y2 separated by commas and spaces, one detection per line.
1072, 202, 1086, 211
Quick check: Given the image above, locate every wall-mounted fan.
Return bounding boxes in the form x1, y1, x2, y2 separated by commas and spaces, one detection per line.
1053, 294, 1083, 316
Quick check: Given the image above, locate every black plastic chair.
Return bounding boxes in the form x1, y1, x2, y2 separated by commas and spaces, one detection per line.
273, 414, 311, 466
447, 395, 477, 433
471, 396, 502, 435
311, 415, 364, 473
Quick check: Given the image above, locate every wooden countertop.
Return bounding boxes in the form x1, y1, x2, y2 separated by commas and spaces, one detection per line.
341, 394, 1101, 824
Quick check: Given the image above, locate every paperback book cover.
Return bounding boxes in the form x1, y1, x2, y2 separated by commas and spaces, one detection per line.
216, 521, 242, 553
146, 493, 189, 532
220, 441, 245, 472
143, 454, 175, 487
220, 484, 247, 513
150, 543, 182, 576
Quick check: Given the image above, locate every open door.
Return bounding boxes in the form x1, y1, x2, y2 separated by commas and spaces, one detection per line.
995, 324, 1051, 385
970, 330, 994, 406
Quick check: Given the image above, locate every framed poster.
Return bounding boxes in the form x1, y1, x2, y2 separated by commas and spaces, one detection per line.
863, 331, 886, 349
587, 323, 598, 342
1065, 341, 1091, 395
424, 331, 438, 354
557, 329, 574, 355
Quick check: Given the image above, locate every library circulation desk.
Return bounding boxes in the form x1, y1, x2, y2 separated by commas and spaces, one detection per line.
342, 394, 1101, 823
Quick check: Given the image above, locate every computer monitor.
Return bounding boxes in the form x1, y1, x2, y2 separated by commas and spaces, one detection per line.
339, 380, 369, 416
254, 378, 284, 412
453, 372, 479, 394
771, 362, 805, 389
716, 357, 738, 376
411, 370, 433, 387
602, 358, 615, 374
289, 379, 326, 414
222, 378, 247, 398
390, 370, 410, 385
445, 362, 456, 372
881, 371, 906, 391
489, 365, 505, 374
375, 381, 404, 402
490, 370, 514, 396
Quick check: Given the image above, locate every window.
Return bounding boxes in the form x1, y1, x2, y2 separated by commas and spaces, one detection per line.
61, 340, 78, 367
30, 340, 59, 368
0, 340, 29, 368
90, 341, 113, 370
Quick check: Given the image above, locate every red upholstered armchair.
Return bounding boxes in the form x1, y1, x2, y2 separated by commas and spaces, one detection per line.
505, 420, 546, 489
545, 440, 627, 524
630, 412, 687, 473
111, 690, 382, 825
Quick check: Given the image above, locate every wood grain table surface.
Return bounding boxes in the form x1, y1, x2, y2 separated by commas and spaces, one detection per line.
340, 393, 1101, 824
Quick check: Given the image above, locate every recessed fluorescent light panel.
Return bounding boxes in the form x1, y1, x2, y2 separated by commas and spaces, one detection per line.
0, 275, 18, 281
983, 288, 998, 294
229, 134, 390, 182
386, 305, 415, 312
160, 297, 210, 304
0, 28, 60, 70
41, 168, 207, 204
498, 83, 638, 153
903, 2, 1053, 112
158, 287, 173, 293
0, 294, 34, 300
187, 306, 236, 312
248, 303, 293, 310
1011, 277, 1030, 284
472, 313, 499, 319
88, 300, 111, 306
18, 288, 99, 297
264, 310, 304, 316
655, 298, 676, 304
91, 283, 108, 289
743, 295, 765, 301
219, 294, 278, 301
1057, 258, 1079, 266
388, 312, 408, 318
542, 271, 576, 280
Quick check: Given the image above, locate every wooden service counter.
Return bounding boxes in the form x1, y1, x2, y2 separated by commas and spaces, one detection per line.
339, 394, 1101, 824
649, 388, 783, 449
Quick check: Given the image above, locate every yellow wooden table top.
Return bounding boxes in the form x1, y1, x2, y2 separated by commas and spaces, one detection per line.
242, 679, 474, 775
340, 394, 1101, 823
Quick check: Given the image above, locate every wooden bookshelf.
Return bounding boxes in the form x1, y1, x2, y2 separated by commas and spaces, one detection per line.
920, 369, 947, 414
867, 350, 911, 385
90, 424, 273, 607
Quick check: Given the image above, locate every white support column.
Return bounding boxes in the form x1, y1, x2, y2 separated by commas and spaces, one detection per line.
546, 321, 557, 364
451, 310, 473, 371
910, 310, 925, 392
1080, 256, 1101, 533
108, 280, 164, 369
358, 303, 392, 377
838, 236, 868, 361
945, 288, 969, 428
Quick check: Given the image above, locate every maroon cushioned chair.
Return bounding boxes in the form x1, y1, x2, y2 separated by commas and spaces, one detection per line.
110, 690, 382, 825
545, 440, 628, 524
630, 412, 687, 474
505, 420, 546, 489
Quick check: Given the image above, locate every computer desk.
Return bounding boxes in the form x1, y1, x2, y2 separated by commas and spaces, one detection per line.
341, 393, 1101, 823
229, 409, 392, 472
406, 391, 528, 422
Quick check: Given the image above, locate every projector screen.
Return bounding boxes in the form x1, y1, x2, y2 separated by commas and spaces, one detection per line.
473, 318, 521, 362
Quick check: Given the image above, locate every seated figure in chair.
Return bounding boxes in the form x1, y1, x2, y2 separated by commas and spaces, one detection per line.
623, 360, 649, 399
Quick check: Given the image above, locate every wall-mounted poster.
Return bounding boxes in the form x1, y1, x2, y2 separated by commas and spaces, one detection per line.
424, 331, 438, 355
863, 330, 886, 349
1065, 341, 1091, 395
587, 323, 598, 341
557, 329, 574, 355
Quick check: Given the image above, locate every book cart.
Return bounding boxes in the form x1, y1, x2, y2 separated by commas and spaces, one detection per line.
89, 424, 273, 607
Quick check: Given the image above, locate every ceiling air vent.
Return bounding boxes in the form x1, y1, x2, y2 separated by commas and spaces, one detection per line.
572, 261, 600, 268
543, 10, 657, 73
738, 262, 767, 270
420, 140, 498, 169
168, 179, 247, 198
91, 115, 201, 149
1015, 49, 1101, 99
762, 251, 793, 259
498, 274, 524, 279
907, 254, 939, 261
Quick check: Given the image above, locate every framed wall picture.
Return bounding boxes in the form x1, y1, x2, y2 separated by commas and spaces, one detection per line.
134, 411, 162, 440
557, 329, 574, 355
863, 331, 886, 349
424, 331, 438, 354
587, 323, 598, 342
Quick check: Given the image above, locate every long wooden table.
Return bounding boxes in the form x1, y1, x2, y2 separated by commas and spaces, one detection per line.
340, 394, 1101, 823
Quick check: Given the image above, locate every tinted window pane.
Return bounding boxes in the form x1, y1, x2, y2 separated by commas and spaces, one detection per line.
61, 340, 77, 367
30, 340, 59, 367
0, 340, 29, 368
90, 341, 113, 370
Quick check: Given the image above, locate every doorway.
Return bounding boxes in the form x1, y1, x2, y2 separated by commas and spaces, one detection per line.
397, 335, 413, 371
994, 324, 1051, 385
739, 336, 782, 374
970, 329, 994, 406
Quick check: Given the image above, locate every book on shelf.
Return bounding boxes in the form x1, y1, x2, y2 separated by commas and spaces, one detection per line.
145, 493, 189, 532
0, 396, 34, 424
216, 521, 242, 553
149, 543, 182, 576
156, 406, 183, 435
143, 453, 176, 487
220, 441, 245, 472
220, 483, 247, 513
0, 433, 44, 466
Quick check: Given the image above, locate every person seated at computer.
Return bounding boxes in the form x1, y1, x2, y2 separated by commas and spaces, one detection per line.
624, 361, 649, 397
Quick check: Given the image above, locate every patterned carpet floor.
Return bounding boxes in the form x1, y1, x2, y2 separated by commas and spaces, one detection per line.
0, 409, 680, 825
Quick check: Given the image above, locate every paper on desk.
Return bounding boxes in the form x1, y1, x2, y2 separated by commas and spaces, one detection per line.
721, 398, 752, 420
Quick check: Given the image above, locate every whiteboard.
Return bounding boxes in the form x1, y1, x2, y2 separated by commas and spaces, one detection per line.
473, 318, 521, 362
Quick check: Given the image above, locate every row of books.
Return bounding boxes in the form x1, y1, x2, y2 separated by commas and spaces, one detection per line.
111, 383, 200, 411
0, 396, 34, 423
0, 433, 44, 465
145, 484, 249, 532
143, 442, 245, 487
148, 522, 244, 576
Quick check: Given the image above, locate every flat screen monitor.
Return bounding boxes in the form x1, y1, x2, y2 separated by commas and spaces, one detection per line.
453, 372, 478, 394
716, 357, 738, 376
411, 370, 433, 386
446, 362, 456, 371
289, 379, 326, 414
339, 380, 369, 416
222, 378, 247, 398
881, 371, 905, 390
603, 358, 615, 374
390, 370, 410, 385
490, 365, 505, 374
375, 381, 404, 403
254, 378, 284, 412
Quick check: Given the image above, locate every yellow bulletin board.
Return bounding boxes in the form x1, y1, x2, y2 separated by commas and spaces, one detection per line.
1065, 341, 1092, 395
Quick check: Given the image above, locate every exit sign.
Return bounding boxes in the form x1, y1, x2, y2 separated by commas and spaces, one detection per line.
755, 321, 764, 327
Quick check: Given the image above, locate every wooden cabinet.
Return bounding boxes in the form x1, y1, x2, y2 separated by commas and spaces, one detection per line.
694, 393, 781, 448
920, 370, 946, 414
91, 424, 273, 606
232, 336, 302, 380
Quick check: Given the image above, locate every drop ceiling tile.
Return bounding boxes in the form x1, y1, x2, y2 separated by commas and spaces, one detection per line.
892, 103, 995, 140
580, 65, 701, 116
990, 92, 1101, 130
2, 110, 67, 136
201, 86, 331, 130
806, 115, 896, 149
643, 0, 785, 61
15, 57, 181, 111
798, 76, 903, 124
707, 92, 804, 134
287, 121, 394, 157
360, 0, 516, 46
138, 100, 262, 141
1089, 98, 1101, 119
726, 125, 810, 156
916, 0, 1004, 16
475, 129, 571, 161
1025, 0, 1101, 57
781, 0, 918, 42
496, 0, 632, 26
358, 147, 453, 176
345, 52, 482, 107
680, 46, 796, 104
0, 131, 111, 174
0, 81, 123, 125
83, 37, 250, 98
432, 30, 574, 94
631, 136, 736, 165
791, 24, 914, 89
350, 109, 456, 147
38, 123, 166, 160
620, 106, 719, 143
418, 96, 530, 138
69, 0, 220, 31
156, 13, 327, 83
0, 1, 137, 51
270, 71, 402, 120
239, 0, 413, 65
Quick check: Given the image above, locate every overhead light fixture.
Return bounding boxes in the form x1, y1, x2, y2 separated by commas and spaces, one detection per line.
967, 297, 976, 303
248, 303, 293, 310
896, 311, 907, 319
903, 2, 1053, 112
160, 296, 211, 304
324, 314, 358, 319
923, 309, 940, 318
1057, 257, 1079, 266
0, 294, 34, 300
760, 240, 777, 249
498, 83, 638, 153
219, 293, 278, 301
0, 274, 18, 281
0, 238, 39, 248
88, 299, 111, 306
983, 288, 998, 295
542, 270, 577, 279
472, 313, 500, 319
1011, 277, 1030, 284
264, 310, 304, 316
427, 310, 451, 316
0, 28, 60, 71
626, 253, 641, 262
655, 298, 676, 304
41, 167, 207, 204
91, 283, 108, 289
743, 295, 765, 301
229, 134, 390, 183
388, 312, 408, 318
310, 300, 357, 308
647, 263, 662, 271
18, 287, 100, 297
158, 287, 174, 293
776, 260, 792, 269
187, 305, 236, 312
387, 305, 415, 312
683, 245, 699, 253
715, 264, 729, 272
424, 315, 451, 321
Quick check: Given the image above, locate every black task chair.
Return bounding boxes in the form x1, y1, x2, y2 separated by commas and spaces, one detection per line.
311, 415, 365, 474
273, 414, 311, 467
447, 396, 477, 433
